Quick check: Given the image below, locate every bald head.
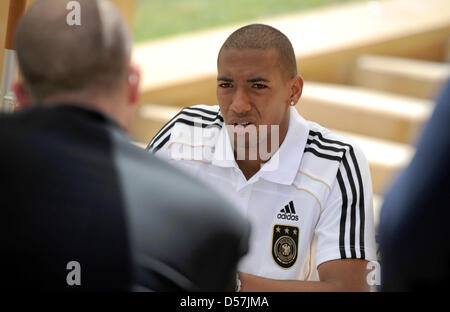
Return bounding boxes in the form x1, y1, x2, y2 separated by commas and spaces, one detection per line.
15, 0, 131, 101
218, 24, 298, 80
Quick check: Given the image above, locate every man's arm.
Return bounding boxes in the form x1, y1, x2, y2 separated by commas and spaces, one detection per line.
239, 259, 369, 292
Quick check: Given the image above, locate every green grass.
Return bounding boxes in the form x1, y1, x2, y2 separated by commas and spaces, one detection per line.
133, 0, 367, 42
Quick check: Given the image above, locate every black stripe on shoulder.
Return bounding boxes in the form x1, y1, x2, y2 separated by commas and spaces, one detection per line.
184, 106, 221, 117
152, 134, 170, 153
148, 109, 223, 150
309, 130, 349, 147
304, 147, 343, 162
306, 138, 347, 154
149, 118, 222, 151
177, 110, 223, 123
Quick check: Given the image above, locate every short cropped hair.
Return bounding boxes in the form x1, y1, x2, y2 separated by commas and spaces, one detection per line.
15, 0, 131, 100
218, 24, 297, 79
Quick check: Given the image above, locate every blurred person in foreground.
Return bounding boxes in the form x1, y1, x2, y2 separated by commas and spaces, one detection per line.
379, 79, 450, 291
0, 0, 249, 291
147, 24, 377, 291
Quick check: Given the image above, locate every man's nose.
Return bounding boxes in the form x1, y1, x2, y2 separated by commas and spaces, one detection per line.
230, 88, 251, 114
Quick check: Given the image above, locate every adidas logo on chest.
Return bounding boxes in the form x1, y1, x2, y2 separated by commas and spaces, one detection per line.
277, 201, 299, 221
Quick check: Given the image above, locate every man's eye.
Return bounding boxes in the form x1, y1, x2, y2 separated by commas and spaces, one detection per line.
253, 84, 267, 89
219, 83, 232, 88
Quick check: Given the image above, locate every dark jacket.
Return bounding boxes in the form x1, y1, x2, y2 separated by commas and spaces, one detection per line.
0, 105, 249, 291
379, 80, 450, 291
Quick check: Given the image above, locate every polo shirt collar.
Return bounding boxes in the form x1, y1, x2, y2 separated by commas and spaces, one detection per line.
212, 107, 309, 185
258, 107, 309, 185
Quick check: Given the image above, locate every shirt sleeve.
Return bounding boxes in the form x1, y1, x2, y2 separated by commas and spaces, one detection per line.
314, 141, 377, 268
145, 116, 175, 160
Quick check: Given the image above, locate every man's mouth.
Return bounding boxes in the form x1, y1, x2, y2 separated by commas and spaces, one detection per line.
230, 121, 255, 134
233, 122, 252, 127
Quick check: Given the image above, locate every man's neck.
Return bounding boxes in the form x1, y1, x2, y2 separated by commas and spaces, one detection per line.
232, 126, 289, 180
40, 91, 129, 131
234, 147, 274, 180
236, 158, 262, 181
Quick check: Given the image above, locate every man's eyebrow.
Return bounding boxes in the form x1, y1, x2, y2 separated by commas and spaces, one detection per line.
247, 77, 270, 83
217, 77, 233, 82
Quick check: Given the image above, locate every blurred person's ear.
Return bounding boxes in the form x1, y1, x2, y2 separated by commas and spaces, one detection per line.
127, 63, 140, 106
12, 80, 32, 109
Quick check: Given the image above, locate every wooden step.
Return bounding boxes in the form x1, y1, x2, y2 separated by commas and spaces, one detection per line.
131, 104, 182, 145
445, 37, 450, 62
333, 129, 413, 195
298, 82, 433, 144
134, 0, 450, 107
352, 54, 450, 99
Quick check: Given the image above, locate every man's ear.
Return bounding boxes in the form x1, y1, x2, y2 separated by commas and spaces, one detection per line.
127, 63, 141, 106
289, 75, 303, 106
12, 80, 32, 109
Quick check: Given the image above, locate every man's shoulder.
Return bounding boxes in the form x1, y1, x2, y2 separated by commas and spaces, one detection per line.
298, 120, 369, 186
148, 104, 224, 154
305, 120, 363, 152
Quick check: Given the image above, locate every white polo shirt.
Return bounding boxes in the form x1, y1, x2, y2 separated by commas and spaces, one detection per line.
147, 104, 377, 281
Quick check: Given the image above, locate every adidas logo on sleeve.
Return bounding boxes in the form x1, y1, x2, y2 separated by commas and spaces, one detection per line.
277, 201, 299, 221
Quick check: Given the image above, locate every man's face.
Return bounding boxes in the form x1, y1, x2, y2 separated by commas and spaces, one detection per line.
217, 48, 292, 155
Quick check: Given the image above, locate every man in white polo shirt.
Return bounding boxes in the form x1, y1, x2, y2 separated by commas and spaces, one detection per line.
147, 24, 377, 291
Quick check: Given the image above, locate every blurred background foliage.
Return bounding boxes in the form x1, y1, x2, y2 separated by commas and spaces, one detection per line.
133, 0, 366, 42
